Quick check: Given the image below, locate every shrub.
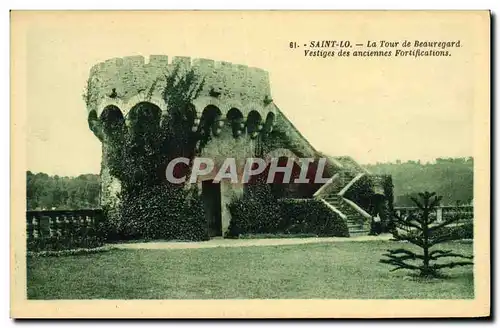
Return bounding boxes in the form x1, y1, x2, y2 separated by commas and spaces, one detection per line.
431, 222, 473, 241
27, 235, 105, 252
227, 192, 350, 238
279, 199, 350, 237
115, 184, 209, 241
226, 182, 281, 237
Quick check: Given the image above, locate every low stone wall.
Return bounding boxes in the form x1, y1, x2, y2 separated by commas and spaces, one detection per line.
394, 205, 473, 223
26, 209, 106, 251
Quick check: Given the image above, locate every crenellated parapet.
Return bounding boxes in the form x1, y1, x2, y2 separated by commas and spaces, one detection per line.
86, 55, 276, 122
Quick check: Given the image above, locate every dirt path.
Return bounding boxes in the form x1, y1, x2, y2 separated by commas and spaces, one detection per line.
112, 234, 393, 250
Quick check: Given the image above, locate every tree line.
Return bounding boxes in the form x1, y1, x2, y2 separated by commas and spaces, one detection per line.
26, 171, 100, 210
364, 157, 473, 206
26, 157, 473, 210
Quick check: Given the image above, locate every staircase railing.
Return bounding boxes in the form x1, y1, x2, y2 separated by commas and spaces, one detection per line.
342, 198, 372, 220
337, 173, 365, 197
313, 173, 340, 198
320, 198, 347, 220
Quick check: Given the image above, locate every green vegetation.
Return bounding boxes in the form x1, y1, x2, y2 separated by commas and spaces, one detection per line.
28, 235, 105, 253
226, 178, 282, 236
433, 222, 473, 241
97, 65, 207, 241
226, 179, 349, 238
27, 241, 473, 299
381, 192, 473, 277
26, 172, 100, 210
105, 64, 204, 193
114, 184, 208, 242
364, 157, 473, 206
278, 199, 349, 236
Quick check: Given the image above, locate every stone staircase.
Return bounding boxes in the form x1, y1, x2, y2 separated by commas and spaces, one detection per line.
315, 156, 373, 236
322, 194, 370, 235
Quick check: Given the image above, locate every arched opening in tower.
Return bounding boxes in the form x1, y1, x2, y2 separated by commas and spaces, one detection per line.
100, 105, 125, 140
127, 102, 162, 152
199, 105, 222, 142
128, 102, 162, 136
246, 110, 262, 139
226, 107, 244, 138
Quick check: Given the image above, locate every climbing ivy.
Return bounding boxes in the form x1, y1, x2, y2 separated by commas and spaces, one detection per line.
100, 64, 207, 240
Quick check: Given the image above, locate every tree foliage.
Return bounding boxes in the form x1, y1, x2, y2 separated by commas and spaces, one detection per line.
364, 158, 473, 206
26, 171, 100, 210
380, 191, 473, 278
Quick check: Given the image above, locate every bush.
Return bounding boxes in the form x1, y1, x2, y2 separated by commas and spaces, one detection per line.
430, 222, 473, 240
279, 199, 350, 237
227, 190, 350, 238
115, 184, 209, 241
226, 183, 281, 237
27, 235, 105, 252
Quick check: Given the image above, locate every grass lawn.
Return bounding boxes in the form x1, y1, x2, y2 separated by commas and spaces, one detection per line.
27, 240, 474, 299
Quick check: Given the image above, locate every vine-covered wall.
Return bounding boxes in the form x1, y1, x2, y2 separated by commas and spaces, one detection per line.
91, 65, 209, 240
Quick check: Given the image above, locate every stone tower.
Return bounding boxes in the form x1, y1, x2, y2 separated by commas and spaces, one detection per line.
85, 55, 278, 234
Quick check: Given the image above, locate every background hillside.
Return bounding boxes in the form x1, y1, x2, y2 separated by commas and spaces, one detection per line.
26, 157, 473, 210
364, 157, 473, 206
26, 171, 100, 210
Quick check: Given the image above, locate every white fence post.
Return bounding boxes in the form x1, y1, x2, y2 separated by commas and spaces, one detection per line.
436, 207, 443, 223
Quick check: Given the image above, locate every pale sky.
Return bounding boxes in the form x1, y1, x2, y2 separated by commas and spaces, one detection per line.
19, 11, 482, 176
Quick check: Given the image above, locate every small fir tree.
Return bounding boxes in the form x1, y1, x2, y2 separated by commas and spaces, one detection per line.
380, 191, 473, 278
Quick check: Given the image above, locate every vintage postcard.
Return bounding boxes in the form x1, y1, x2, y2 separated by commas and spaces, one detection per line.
11, 10, 490, 318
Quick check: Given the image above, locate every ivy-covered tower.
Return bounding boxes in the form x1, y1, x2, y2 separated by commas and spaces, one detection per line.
84, 55, 392, 237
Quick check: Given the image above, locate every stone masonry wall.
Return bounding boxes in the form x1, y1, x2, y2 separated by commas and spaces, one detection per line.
86, 55, 272, 118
